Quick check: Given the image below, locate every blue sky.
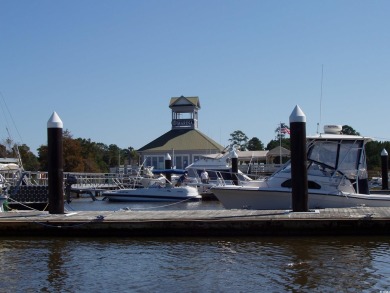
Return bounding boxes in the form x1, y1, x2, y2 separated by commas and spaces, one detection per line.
1, 0, 390, 155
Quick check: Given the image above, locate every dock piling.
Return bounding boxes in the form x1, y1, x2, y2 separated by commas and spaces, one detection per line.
47, 112, 64, 214
289, 105, 308, 212
231, 150, 238, 185
381, 149, 389, 190
165, 153, 172, 183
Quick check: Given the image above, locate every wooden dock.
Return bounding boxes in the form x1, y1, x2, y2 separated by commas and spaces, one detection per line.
1, 206, 390, 237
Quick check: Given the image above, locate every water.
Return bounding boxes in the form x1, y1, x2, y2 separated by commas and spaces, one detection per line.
1, 199, 390, 292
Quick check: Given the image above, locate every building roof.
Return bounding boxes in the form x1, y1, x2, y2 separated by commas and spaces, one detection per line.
169, 96, 200, 109
267, 146, 291, 157
137, 129, 224, 153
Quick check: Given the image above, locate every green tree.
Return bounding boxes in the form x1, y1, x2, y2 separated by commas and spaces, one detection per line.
0, 144, 6, 157
342, 125, 360, 135
121, 147, 139, 166
247, 137, 264, 151
229, 130, 249, 151
0, 138, 19, 158
18, 144, 39, 171
37, 144, 48, 171
365, 140, 390, 175
266, 138, 290, 150
37, 130, 84, 172
62, 130, 84, 172
76, 138, 109, 172
108, 144, 121, 167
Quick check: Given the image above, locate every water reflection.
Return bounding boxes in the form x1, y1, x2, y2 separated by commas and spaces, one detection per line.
0, 236, 389, 292
45, 240, 70, 292
277, 237, 387, 292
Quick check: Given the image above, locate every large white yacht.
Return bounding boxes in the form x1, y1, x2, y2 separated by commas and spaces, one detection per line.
211, 126, 390, 210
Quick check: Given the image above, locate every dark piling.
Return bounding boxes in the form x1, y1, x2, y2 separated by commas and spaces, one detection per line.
289, 105, 308, 212
231, 150, 238, 185
47, 112, 64, 214
165, 153, 172, 183
381, 149, 389, 190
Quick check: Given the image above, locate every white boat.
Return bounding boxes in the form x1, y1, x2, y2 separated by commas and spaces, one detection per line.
185, 148, 261, 193
133, 167, 187, 188
369, 176, 390, 189
0, 163, 20, 171
211, 126, 390, 210
102, 184, 201, 202
0, 160, 23, 190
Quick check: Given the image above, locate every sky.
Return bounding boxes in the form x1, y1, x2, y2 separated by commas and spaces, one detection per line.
1, 0, 390, 155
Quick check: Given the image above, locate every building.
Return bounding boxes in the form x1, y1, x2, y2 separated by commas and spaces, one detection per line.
137, 96, 225, 169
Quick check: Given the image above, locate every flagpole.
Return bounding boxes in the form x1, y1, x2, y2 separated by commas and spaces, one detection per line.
279, 122, 282, 164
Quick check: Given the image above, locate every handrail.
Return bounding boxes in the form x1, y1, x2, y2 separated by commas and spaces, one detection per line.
0, 170, 145, 189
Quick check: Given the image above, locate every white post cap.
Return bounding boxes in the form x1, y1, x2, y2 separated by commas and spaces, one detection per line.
165, 153, 171, 160
289, 105, 306, 123
381, 149, 388, 156
232, 150, 238, 158
47, 112, 63, 128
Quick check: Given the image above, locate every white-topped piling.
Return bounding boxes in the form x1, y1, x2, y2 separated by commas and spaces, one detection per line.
165, 153, 172, 183
47, 112, 64, 214
289, 105, 308, 212
231, 150, 238, 185
381, 149, 389, 190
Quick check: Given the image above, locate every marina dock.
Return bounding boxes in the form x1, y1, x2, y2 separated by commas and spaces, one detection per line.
1, 206, 390, 237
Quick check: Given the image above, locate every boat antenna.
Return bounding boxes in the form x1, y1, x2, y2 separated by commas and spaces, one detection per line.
317, 64, 324, 134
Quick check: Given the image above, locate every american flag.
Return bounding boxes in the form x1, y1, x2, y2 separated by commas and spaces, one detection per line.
280, 123, 290, 134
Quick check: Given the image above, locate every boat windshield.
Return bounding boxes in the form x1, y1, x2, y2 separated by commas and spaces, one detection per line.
307, 139, 367, 179
272, 137, 368, 181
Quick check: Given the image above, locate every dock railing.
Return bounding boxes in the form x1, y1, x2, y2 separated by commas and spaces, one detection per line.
1, 170, 144, 191
238, 163, 282, 176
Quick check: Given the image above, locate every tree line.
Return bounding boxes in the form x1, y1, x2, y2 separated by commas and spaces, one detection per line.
1, 130, 139, 173
1, 125, 389, 175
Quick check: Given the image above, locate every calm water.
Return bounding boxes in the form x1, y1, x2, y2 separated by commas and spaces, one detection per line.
1, 198, 390, 292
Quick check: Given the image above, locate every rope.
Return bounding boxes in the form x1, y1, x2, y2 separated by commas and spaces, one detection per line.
120, 197, 195, 211
2, 191, 198, 229
42, 202, 49, 211
6, 197, 42, 211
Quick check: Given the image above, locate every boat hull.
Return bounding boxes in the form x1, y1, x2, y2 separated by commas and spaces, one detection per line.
103, 186, 201, 202
212, 187, 390, 210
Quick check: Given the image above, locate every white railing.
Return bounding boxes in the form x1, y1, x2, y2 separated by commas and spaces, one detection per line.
238, 164, 282, 175
1, 170, 145, 190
